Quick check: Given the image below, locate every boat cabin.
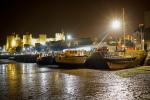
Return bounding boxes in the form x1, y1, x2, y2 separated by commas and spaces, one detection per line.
64, 50, 86, 57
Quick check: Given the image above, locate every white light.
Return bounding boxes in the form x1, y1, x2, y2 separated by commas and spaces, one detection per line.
23, 47, 25, 51
11, 39, 16, 47
31, 39, 36, 46
76, 46, 92, 51
67, 35, 72, 40
112, 20, 121, 30
41, 42, 46, 45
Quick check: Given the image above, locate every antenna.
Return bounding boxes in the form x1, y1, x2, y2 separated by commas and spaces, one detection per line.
123, 8, 125, 49
61, 28, 64, 34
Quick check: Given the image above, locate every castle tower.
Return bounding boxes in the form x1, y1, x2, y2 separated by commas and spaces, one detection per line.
6, 34, 16, 51
15, 34, 22, 47
23, 32, 32, 45
55, 32, 65, 41
39, 34, 47, 45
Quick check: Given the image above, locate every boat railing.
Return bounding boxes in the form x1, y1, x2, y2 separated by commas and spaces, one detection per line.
104, 51, 136, 59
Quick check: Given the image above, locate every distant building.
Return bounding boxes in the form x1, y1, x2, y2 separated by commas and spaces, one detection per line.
5, 32, 65, 52
133, 12, 150, 50
6, 34, 16, 50
144, 11, 150, 28
144, 28, 150, 50
144, 11, 150, 50
55, 32, 65, 41
23, 32, 32, 45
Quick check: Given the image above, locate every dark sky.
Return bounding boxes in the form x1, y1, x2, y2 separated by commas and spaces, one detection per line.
0, 0, 150, 42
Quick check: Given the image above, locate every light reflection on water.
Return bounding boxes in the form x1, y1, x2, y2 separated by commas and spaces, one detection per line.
63, 75, 80, 95
0, 63, 149, 100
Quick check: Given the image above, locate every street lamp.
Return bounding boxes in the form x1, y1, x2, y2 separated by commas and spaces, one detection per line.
111, 20, 121, 30
111, 19, 121, 51
67, 35, 72, 40
97, 19, 121, 48
66, 34, 72, 48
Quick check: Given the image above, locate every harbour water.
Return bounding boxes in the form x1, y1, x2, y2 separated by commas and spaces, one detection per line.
0, 62, 150, 100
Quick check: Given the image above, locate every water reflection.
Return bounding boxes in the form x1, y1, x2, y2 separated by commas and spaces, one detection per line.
0, 63, 149, 99
98, 75, 134, 100
20, 63, 37, 74
39, 73, 48, 93
63, 75, 79, 95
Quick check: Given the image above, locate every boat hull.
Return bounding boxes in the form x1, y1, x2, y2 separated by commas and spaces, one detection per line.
105, 54, 147, 70
55, 56, 87, 67
105, 57, 136, 70
14, 54, 39, 63
107, 60, 136, 70
36, 56, 56, 65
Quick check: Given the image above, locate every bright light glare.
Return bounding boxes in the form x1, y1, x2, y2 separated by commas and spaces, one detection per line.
67, 35, 72, 40
22, 47, 25, 51
11, 39, 16, 47
112, 20, 121, 30
41, 42, 46, 45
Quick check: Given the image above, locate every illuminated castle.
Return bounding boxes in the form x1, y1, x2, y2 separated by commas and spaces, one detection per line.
5, 32, 65, 52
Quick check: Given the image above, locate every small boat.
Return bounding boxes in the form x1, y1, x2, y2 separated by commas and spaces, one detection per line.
55, 50, 88, 67
14, 54, 39, 63
104, 49, 148, 70
0, 59, 15, 64
36, 53, 56, 65
96, 46, 138, 70
8, 56, 15, 60
105, 56, 136, 70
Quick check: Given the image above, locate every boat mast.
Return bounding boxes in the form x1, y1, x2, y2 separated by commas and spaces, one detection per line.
123, 8, 125, 49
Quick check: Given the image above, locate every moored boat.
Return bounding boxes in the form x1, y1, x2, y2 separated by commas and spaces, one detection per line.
36, 54, 56, 65
105, 56, 136, 70
14, 54, 39, 63
104, 50, 147, 70
95, 46, 147, 70
55, 50, 89, 67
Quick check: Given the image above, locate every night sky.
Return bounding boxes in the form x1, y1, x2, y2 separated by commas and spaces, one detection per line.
0, 0, 150, 44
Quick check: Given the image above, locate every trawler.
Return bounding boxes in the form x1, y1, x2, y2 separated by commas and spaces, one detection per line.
104, 53, 137, 70
97, 47, 146, 70
55, 50, 89, 67
93, 8, 146, 70
36, 53, 56, 65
